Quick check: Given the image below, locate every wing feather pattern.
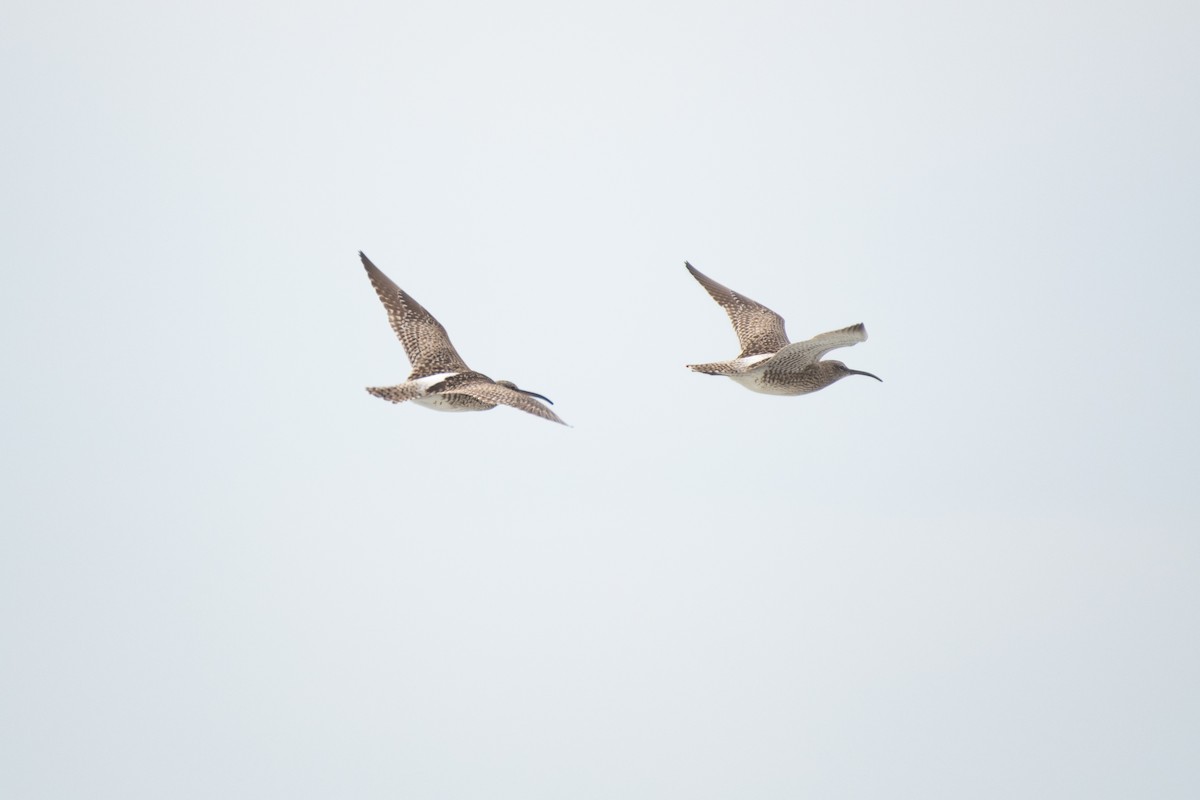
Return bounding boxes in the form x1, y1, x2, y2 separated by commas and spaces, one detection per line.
758, 323, 868, 372
360, 252, 470, 378
439, 382, 567, 425
685, 262, 790, 357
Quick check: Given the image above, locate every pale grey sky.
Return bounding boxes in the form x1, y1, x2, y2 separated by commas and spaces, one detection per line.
2, 1, 1198, 797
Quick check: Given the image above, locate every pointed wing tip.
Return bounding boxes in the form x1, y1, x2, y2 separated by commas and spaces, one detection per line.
518, 405, 569, 426
530, 405, 569, 426
359, 253, 395, 293
683, 261, 714, 289
831, 322, 868, 342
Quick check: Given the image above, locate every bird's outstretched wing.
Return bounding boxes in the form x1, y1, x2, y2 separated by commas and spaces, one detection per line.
360, 252, 471, 378
758, 323, 867, 372
439, 382, 567, 425
685, 262, 790, 357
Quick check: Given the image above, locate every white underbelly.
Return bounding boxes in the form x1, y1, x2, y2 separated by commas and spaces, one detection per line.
730, 371, 773, 394
410, 373, 478, 412
728, 370, 802, 396
413, 394, 476, 412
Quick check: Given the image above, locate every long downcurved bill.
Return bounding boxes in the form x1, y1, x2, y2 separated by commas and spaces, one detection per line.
848, 369, 882, 382
518, 389, 555, 405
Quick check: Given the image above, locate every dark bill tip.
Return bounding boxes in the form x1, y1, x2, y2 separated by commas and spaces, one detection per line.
520, 389, 554, 405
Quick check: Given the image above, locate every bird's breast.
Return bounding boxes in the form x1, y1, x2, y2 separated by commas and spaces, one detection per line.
410, 372, 491, 412
728, 369, 820, 396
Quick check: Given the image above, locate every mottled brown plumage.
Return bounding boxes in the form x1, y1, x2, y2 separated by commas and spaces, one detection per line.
437, 381, 564, 425
685, 262, 790, 357
359, 252, 566, 424
361, 253, 470, 379
684, 262, 881, 396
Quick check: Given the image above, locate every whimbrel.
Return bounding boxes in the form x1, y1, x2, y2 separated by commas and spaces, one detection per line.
684, 261, 881, 395
359, 252, 566, 424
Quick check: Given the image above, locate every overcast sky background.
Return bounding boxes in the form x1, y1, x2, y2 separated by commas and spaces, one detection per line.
3, 1, 1198, 797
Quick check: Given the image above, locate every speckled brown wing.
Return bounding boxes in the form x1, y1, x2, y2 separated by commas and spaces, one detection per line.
759, 323, 868, 373
685, 262, 790, 357
360, 252, 471, 378
438, 381, 567, 425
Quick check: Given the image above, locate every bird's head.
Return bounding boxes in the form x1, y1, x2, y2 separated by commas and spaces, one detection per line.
824, 360, 882, 383
496, 380, 555, 405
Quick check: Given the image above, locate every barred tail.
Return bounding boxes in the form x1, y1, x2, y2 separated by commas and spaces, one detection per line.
687, 359, 754, 376
366, 383, 425, 404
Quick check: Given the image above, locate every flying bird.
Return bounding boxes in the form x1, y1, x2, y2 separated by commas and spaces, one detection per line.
358, 252, 566, 425
684, 261, 881, 395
